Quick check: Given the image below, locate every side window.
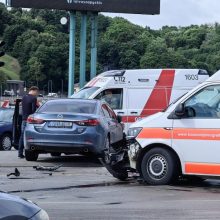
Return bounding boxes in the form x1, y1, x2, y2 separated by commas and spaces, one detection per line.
95, 88, 123, 110
184, 85, 220, 118
102, 104, 110, 118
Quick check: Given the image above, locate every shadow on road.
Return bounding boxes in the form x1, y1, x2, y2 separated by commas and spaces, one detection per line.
37, 154, 102, 168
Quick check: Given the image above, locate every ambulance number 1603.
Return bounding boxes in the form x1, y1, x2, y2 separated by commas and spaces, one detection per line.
185, 74, 198, 80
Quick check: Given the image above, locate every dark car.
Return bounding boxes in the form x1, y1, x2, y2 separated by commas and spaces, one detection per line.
0, 191, 49, 220
0, 107, 14, 150
20, 99, 124, 161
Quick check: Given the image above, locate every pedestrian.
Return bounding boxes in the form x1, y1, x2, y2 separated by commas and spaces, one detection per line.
18, 86, 39, 158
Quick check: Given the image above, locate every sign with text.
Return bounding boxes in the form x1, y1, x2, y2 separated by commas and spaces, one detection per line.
8, 0, 160, 14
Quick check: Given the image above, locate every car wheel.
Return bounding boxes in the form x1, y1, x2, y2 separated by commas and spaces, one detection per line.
0, 134, 12, 151
51, 153, 61, 157
102, 137, 128, 181
141, 147, 178, 185
25, 150, 38, 161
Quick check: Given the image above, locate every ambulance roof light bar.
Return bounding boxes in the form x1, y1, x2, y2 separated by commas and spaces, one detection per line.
101, 70, 126, 77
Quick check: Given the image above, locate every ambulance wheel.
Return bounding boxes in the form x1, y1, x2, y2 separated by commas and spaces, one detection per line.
141, 148, 177, 185
25, 150, 38, 161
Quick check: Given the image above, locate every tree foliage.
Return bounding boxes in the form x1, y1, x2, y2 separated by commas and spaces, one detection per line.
1, 3, 220, 91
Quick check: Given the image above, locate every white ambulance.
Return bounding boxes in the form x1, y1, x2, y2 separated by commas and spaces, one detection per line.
126, 70, 220, 185
72, 69, 209, 131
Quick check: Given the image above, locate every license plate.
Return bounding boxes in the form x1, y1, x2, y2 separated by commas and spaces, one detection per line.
48, 121, 73, 128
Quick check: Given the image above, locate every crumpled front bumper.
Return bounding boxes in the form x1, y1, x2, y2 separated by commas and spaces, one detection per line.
127, 137, 142, 170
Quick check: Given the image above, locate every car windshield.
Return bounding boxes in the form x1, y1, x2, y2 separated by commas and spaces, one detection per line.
163, 93, 187, 112
0, 109, 13, 122
38, 100, 97, 114
71, 87, 100, 99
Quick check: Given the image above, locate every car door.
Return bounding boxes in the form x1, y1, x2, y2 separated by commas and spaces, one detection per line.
172, 84, 220, 176
101, 104, 115, 144
106, 105, 123, 143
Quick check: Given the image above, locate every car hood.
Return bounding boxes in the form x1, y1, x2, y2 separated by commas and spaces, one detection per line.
0, 121, 11, 126
0, 192, 41, 219
129, 112, 166, 128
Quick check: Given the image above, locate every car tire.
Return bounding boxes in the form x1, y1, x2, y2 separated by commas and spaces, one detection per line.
141, 147, 178, 185
25, 150, 38, 161
51, 153, 61, 157
102, 137, 128, 181
0, 134, 12, 151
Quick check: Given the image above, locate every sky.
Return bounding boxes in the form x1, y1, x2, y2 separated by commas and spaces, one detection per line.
1, 0, 220, 29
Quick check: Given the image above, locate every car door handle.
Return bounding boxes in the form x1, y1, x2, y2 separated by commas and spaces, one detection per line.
130, 111, 138, 114
117, 112, 124, 114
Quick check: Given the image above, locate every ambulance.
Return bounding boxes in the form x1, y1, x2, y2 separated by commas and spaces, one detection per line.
72, 69, 209, 131
121, 70, 220, 185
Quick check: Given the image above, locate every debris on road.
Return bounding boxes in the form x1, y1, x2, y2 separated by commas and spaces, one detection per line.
7, 168, 20, 177
33, 164, 63, 172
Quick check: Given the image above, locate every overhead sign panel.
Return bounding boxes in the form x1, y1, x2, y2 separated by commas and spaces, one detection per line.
8, 0, 160, 14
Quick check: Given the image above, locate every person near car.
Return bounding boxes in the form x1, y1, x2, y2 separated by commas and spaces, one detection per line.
18, 86, 39, 158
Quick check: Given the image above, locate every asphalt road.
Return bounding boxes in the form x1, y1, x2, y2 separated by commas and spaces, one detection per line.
1, 151, 220, 220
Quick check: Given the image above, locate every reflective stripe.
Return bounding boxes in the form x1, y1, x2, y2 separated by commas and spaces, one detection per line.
185, 162, 220, 175
140, 69, 175, 116
173, 128, 220, 141
137, 128, 220, 141
137, 128, 172, 139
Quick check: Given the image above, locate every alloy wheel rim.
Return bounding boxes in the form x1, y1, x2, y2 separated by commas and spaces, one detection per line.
2, 136, 12, 150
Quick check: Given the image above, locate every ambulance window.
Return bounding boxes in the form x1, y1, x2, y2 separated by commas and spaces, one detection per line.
71, 87, 100, 99
95, 89, 123, 110
185, 85, 220, 118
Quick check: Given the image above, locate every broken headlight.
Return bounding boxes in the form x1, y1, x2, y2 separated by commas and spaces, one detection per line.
127, 127, 142, 138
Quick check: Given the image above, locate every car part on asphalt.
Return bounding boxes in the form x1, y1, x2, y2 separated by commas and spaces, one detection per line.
33, 164, 63, 171
7, 168, 20, 177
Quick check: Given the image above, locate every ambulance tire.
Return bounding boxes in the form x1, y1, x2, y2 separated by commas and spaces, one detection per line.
141, 148, 178, 185
25, 150, 38, 161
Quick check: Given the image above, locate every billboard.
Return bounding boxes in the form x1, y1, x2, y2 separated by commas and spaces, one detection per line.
7, 0, 160, 15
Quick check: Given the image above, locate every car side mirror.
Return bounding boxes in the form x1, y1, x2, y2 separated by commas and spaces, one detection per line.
175, 103, 185, 117
116, 115, 122, 123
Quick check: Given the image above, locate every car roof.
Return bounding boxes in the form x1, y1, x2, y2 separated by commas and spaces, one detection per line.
45, 98, 100, 104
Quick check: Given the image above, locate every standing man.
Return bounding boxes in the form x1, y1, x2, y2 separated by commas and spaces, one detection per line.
18, 86, 39, 158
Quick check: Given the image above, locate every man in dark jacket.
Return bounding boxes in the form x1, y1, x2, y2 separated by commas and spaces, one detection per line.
18, 86, 39, 158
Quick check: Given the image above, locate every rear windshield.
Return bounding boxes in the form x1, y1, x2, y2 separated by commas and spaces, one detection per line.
38, 101, 97, 114
71, 87, 99, 99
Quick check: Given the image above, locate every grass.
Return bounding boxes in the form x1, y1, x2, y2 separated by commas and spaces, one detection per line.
0, 54, 20, 80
